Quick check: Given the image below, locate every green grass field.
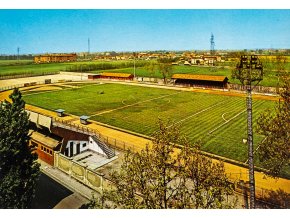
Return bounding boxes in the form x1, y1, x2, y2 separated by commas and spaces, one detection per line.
0, 59, 288, 87
0, 60, 34, 66
0, 61, 84, 77
23, 83, 276, 164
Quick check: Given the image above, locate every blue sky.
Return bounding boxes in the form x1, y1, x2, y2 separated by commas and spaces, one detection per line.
0, 9, 290, 54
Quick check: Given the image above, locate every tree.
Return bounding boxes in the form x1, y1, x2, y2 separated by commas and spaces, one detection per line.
94, 120, 235, 209
257, 76, 290, 177
0, 88, 40, 208
157, 58, 173, 84
176, 141, 235, 209
275, 55, 288, 87
145, 62, 157, 81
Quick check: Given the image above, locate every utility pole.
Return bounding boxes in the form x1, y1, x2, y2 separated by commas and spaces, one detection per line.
210, 33, 215, 55
88, 38, 90, 59
81, 64, 82, 81
233, 55, 263, 209
133, 52, 136, 78
88, 38, 90, 54
17, 47, 20, 62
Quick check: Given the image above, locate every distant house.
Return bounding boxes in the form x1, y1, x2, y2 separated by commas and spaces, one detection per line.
203, 56, 217, 66
172, 74, 229, 89
191, 57, 204, 65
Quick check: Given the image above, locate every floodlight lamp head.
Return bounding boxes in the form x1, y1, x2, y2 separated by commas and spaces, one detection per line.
234, 55, 263, 86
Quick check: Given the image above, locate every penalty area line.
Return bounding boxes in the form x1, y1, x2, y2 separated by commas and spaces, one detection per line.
168, 100, 228, 128
208, 109, 246, 135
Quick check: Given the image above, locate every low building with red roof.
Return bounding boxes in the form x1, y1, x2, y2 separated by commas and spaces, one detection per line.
172, 74, 229, 89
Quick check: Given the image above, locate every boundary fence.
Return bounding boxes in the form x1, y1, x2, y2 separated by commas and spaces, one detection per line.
0, 72, 58, 80
54, 151, 114, 194
0, 79, 77, 92
122, 76, 280, 95
228, 83, 280, 94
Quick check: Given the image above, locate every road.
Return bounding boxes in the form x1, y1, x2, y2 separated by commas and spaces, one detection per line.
31, 173, 73, 209
31, 172, 89, 209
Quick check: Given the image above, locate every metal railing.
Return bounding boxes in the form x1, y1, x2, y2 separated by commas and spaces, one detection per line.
0, 81, 48, 92
228, 83, 279, 94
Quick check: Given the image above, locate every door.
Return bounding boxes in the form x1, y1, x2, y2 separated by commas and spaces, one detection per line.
69, 142, 74, 157
76, 143, 80, 155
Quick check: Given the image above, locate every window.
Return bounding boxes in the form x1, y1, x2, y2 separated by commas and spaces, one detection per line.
41, 146, 44, 151
83, 143, 87, 148
49, 150, 52, 155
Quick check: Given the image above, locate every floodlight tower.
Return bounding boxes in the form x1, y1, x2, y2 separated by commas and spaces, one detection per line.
210, 33, 215, 55
232, 55, 263, 209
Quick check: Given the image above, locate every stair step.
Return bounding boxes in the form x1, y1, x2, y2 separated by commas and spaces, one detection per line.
91, 135, 115, 159
53, 120, 115, 159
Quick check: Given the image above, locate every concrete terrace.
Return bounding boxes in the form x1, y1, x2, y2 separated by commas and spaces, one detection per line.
72, 150, 119, 171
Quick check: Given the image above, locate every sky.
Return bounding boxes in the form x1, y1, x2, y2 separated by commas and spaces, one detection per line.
0, 9, 290, 54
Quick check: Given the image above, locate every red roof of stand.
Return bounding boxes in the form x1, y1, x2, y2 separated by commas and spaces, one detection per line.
172, 74, 228, 82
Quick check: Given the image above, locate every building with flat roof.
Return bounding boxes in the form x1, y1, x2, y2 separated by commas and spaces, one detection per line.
88, 72, 134, 80
29, 130, 61, 166
172, 74, 229, 89
34, 53, 77, 63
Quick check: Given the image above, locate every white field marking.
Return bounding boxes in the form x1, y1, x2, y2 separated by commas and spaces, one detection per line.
23, 88, 68, 96
23, 84, 93, 96
208, 109, 246, 135
90, 92, 181, 117
244, 137, 267, 164
22, 83, 100, 97
222, 112, 228, 122
168, 100, 227, 128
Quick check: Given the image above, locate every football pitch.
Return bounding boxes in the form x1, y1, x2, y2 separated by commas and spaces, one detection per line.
23, 83, 275, 163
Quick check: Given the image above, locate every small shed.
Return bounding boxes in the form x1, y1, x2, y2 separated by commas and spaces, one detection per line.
100, 72, 134, 80
80, 115, 90, 125
88, 74, 101, 80
55, 109, 65, 117
172, 74, 229, 89
45, 79, 52, 84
